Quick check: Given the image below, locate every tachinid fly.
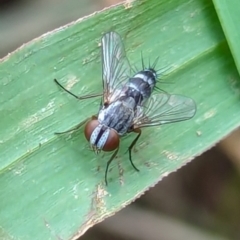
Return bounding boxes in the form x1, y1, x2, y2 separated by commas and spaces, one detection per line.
54, 31, 196, 185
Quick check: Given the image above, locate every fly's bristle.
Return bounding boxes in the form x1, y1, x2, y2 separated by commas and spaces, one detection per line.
155, 65, 173, 79
138, 54, 172, 83
141, 51, 145, 70
132, 64, 138, 74
140, 56, 160, 78
155, 85, 168, 93
151, 56, 160, 70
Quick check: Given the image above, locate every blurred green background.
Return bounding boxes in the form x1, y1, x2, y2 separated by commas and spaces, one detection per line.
1, 0, 240, 240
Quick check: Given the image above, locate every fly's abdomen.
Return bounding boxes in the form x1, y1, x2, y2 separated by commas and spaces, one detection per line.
127, 69, 157, 103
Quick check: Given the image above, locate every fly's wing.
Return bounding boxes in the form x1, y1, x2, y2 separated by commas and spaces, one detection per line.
133, 93, 196, 128
101, 31, 131, 103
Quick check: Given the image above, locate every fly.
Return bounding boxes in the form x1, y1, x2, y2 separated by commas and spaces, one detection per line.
54, 31, 196, 185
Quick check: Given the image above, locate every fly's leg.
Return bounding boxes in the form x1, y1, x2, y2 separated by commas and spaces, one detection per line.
54, 119, 87, 135
55, 116, 97, 135
105, 147, 119, 185
128, 128, 141, 172
54, 79, 102, 100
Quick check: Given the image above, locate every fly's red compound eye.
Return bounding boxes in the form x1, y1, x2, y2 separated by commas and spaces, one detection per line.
102, 129, 119, 152
84, 119, 99, 141
84, 120, 119, 151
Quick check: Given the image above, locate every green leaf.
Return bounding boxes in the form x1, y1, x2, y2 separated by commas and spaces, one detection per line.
212, 0, 240, 74
0, 0, 240, 239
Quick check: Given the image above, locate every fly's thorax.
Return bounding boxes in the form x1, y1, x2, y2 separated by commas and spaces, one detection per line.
84, 119, 119, 152
98, 98, 136, 136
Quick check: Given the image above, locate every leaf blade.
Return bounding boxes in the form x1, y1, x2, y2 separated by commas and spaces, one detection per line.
0, 0, 240, 239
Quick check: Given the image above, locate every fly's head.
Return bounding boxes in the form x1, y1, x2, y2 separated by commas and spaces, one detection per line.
84, 119, 119, 153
